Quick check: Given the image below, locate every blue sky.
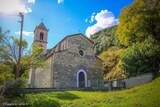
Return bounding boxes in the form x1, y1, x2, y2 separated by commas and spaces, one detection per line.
0, 0, 133, 49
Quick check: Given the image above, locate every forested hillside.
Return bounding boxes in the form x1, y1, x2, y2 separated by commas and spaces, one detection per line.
90, 25, 125, 80
90, 25, 120, 54
90, 0, 160, 80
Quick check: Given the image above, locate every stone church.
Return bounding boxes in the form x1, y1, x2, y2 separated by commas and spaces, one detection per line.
29, 22, 104, 89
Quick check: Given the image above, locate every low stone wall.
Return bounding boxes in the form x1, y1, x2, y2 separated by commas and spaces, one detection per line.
21, 87, 109, 94
105, 73, 153, 89
122, 73, 153, 88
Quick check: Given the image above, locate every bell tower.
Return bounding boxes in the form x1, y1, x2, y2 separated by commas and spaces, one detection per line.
33, 22, 49, 53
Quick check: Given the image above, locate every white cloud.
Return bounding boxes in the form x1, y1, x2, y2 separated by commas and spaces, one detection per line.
85, 10, 118, 37
28, 0, 35, 4
0, 0, 33, 14
15, 31, 33, 37
58, 0, 64, 4
85, 13, 96, 23
90, 12, 95, 23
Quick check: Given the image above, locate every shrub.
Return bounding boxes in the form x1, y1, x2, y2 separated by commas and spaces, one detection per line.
2, 79, 25, 98
120, 37, 160, 76
98, 47, 126, 80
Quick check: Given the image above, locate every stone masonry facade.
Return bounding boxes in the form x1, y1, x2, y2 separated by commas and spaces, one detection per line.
52, 35, 104, 88
29, 23, 104, 89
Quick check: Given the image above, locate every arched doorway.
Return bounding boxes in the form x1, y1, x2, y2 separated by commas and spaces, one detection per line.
79, 72, 85, 88
77, 69, 87, 88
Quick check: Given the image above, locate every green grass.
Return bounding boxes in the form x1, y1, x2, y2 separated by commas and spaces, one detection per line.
9, 77, 160, 107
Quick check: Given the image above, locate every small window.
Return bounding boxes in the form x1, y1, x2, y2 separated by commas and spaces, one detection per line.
79, 50, 84, 56
63, 44, 66, 50
40, 32, 44, 40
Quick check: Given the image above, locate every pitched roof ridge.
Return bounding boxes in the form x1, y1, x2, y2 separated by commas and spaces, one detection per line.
34, 22, 48, 32
38, 22, 47, 30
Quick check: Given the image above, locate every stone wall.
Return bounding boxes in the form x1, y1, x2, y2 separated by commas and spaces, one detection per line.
55, 39, 68, 52
104, 73, 153, 89
32, 57, 52, 88
122, 73, 153, 88
52, 34, 104, 88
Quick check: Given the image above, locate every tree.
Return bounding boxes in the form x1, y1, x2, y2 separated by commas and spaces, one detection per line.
117, 0, 160, 46
120, 36, 160, 76
0, 29, 45, 80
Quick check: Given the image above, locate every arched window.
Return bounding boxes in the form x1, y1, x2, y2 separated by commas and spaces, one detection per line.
40, 32, 44, 40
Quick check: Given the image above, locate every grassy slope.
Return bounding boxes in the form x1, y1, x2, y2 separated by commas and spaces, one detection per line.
10, 77, 160, 107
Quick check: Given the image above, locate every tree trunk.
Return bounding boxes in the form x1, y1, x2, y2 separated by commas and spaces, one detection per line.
15, 64, 19, 79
